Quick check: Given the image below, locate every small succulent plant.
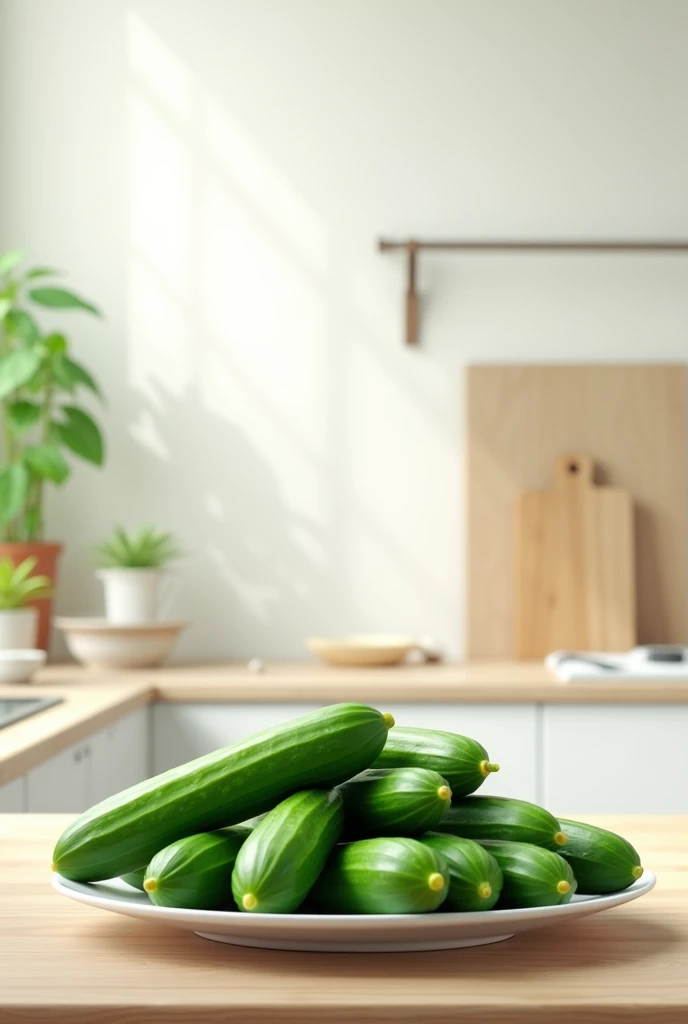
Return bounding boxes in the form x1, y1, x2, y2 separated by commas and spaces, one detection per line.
94, 525, 181, 569
0, 555, 52, 609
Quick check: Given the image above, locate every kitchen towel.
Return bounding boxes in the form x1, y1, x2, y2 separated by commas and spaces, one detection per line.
546, 650, 688, 682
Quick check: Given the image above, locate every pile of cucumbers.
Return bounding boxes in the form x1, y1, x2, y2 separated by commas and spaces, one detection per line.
52, 702, 644, 915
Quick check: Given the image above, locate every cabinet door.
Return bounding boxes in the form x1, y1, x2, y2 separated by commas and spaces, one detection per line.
26, 744, 88, 812
153, 703, 322, 773
0, 775, 26, 811
88, 707, 150, 806
542, 704, 688, 814
381, 704, 539, 802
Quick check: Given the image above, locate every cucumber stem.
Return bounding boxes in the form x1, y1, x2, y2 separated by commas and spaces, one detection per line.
437, 785, 452, 801
479, 761, 500, 777
556, 880, 571, 895
477, 882, 492, 899
554, 831, 568, 846
427, 873, 445, 892
50, 862, 57, 873
632, 865, 644, 879
242, 893, 258, 910
382, 712, 395, 730
143, 878, 157, 893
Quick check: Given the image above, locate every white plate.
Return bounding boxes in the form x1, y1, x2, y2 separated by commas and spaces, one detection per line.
52, 870, 655, 953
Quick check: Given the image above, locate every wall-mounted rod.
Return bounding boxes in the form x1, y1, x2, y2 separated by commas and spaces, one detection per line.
378, 237, 688, 345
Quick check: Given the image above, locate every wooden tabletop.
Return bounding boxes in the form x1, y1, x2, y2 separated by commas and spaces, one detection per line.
1, 814, 686, 1023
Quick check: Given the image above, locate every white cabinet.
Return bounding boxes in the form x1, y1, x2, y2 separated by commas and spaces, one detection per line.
152, 702, 538, 801
26, 742, 89, 812
382, 704, 539, 802
88, 707, 150, 805
542, 704, 688, 814
153, 703, 321, 773
0, 775, 26, 811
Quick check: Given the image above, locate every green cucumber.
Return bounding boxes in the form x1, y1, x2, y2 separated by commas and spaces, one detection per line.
53, 703, 393, 882
372, 726, 499, 798
437, 796, 568, 851
232, 790, 343, 913
420, 833, 503, 911
479, 840, 576, 908
121, 867, 147, 891
144, 825, 252, 909
337, 767, 452, 837
557, 818, 644, 894
309, 837, 449, 914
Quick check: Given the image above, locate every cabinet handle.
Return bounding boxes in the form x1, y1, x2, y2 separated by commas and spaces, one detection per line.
74, 750, 83, 764
84, 744, 92, 758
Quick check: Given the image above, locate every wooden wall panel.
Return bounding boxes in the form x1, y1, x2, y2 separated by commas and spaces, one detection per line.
466, 364, 687, 658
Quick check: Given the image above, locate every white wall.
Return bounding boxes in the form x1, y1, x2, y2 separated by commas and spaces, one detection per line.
1, 0, 688, 660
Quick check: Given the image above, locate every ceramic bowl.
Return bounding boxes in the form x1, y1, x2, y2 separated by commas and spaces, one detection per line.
306, 634, 418, 667
56, 618, 186, 670
0, 648, 47, 684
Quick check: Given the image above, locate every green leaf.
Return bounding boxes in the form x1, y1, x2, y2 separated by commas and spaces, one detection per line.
0, 464, 29, 524
0, 298, 11, 320
52, 354, 102, 399
0, 348, 43, 399
29, 287, 100, 316
44, 333, 67, 356
0, 250, 24, 276
4, 309, 40, 345
25, 267, 58, 280
56, 405, 104, 465
24, 443, 70, 484
7, 400, 41, 434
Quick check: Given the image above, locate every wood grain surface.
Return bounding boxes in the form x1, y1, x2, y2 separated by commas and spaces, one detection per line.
467, 364, 687, 658
0, 814, 685, 1023
515, 453, 636, 656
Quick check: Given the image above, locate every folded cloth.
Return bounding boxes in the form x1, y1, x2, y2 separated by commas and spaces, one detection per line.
545, 649, 688, 682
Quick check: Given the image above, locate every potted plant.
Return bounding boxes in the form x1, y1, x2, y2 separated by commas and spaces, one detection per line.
94, 525, 181, 624
0, 249, 105, 648
0, 555, 52, 649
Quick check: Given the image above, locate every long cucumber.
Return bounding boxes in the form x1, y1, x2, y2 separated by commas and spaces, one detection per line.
337, 767, 452, 837
52, 703, 393, 881
420, 833, 503, 911
479, 840, 577, 908
373, 726, 499, 797
144, 825, 252, 909
232, 790, 343, 913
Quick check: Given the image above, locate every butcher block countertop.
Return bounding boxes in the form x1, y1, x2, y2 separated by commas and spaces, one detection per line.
2, 660, 688, 785
0, 814, 685, 1023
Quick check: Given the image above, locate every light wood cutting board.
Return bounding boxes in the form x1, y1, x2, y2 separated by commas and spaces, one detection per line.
515, 453, 636, 658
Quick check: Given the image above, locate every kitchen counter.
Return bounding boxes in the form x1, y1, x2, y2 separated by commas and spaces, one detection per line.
0, 813, 685, 1023
3, 660, 688, 786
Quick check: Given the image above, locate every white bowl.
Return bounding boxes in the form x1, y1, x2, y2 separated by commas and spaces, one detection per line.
52, 870, 656, 953
56, 618, 186, 670
0, 648, 46, 684
306, 634, 418, 667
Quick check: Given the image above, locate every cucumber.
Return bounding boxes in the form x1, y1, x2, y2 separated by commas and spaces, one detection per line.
337, 767, 452, 837
144, 825, 252, 909
420, 833, 503, 911
436, 796, 568, 851
121, 867, 146, 891
478, 840, 577, 908
232, 790, 343, 913
308, 837, 449, 914
557, 818, 644, 894
52, 703, 393, 882
372, 726, 499, 798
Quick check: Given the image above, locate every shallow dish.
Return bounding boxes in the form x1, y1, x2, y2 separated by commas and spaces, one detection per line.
52, 869, 655, 953
0, 648, 46, 684
306, 634, 418, 667
55, 618, 186, 670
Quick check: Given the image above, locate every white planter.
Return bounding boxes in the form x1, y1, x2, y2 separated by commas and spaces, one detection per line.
0, 606, 39, 650
97, 569, 170, 625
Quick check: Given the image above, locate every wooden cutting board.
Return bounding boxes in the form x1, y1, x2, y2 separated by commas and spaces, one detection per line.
514, 453, 636, 658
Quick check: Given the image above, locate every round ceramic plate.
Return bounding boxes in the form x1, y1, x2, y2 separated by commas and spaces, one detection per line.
52, 870, 655, 953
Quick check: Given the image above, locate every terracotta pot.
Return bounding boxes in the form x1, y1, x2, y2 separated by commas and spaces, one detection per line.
0, 542, 62, 651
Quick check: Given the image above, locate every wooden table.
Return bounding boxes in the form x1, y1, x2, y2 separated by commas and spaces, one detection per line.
1, 814, 686, 1022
